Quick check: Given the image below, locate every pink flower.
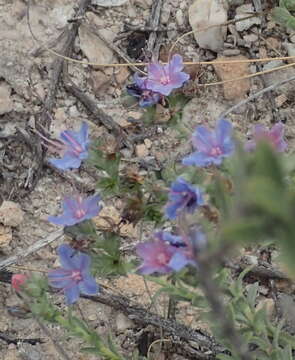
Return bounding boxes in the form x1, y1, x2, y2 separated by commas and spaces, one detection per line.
11, 274, 28, 292
135, 54, 190, 97
245, 123, 287, 152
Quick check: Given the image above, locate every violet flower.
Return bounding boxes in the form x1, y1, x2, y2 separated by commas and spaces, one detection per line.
136, 229, 203, 274
48, 244, 98, 304
245, 122, 287, 152
154, 231, 185, 247
165, 177, 204, 220
182, 118, 235, 167
134, 54, 189, 97
127, 73, 161, 107
48, 122, 89, 170
136, 240, 179, 275
48, 194, 102, 227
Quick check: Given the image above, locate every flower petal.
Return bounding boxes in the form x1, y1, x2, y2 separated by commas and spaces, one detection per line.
79, 274, 98, 295
64, 285, 80, 304
58, 244, 77, 269
73, 252, 91, 270
49, 154, 82, 170
48, 269, 73, 288
48, 214, 77, 226
193, 126, 215, 153
182, 151, 212, 167
168, 251, 189, 271
84, 195, 102, 216
216, 118, 233, 145
169, 54, 184, 73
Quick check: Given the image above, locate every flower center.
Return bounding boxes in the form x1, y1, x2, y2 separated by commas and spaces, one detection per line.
157, 252, 169, 265
75, 209, 86, 219
160, 75, 170, 85
210, 146, 222, 157
71, 270, 82, 283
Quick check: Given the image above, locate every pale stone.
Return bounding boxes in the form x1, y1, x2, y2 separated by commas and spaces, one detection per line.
116, 313, 135, 331
0, 201, 24, 227
144, 138, 152, 149
235, 4, 261, 32
136, 144, 149, 157
213, 55, 251, 100
188, 0, 228, 52
0, 225, 12, 248
79, 24, 114, 69
0, 81, 13, 115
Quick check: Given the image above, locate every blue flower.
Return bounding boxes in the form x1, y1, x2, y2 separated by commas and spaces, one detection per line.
127, 73, 161, 107
49, 122, 89, 170
136, 229, 207, 275
145, 54, 190, 96
48, 194, 102, 226
48, 244, 98, 304
182, 119, 235, 167
165, 177, 204, 220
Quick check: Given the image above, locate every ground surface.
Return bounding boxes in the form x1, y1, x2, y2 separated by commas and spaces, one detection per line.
1, 0, 295, 359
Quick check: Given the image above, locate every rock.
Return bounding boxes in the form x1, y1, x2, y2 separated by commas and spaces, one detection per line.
0, 201, 24, 227
0, 81, 13, 115
144, 138, 152, 149
136, 144, 149, 157
0, 225, 12, 248
235, 4, 261, 32
116, 313, 135, 331
256, 298, 275, 318
266, 36, 281, 51
91, 0, 128, 6
79, 24, 114, 69
175, 9, 184, 27
243, 34, 258, 44
188, 0, 228, 52
213, 55, 250, 100
284, 42, 295, 63
275, 94, 288, 107
263, 60, 283, 72
89, 70, 111, 95
114, 66, 130, 85
222, 49, 240, 56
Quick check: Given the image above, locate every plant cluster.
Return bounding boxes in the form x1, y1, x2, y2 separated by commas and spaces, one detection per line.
11, 54, 295, 360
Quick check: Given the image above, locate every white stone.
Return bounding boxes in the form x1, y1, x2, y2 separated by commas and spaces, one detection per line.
188, 0, 228, 52
136, 144, 149, 157
116, 313, 134, 331
235, 4, 261, 32
91, 0, 128, 6
176, 9, 184, 27
79, 24, 114, 69
0, 81, 13, 115
0, 201, 24, 227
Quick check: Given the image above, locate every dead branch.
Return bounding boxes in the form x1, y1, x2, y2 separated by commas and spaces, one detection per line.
0, 229, 63, 271
83, 288, 223, 359
62, 61, 132, 150
220, 74, 295, 119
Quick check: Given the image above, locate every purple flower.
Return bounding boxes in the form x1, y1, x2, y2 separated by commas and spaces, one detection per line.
48, 244, 98, 304
245, 122, 287, 152
135, 54, 189, 97
182, 118, 235, 167
136, 240, 179, 275
154, 231, 185, 247
49, 122, 89, 170
48, 194, 102, 226
136, 229, 205, 274
165, 178, 204, 220
127, 73, 161, 107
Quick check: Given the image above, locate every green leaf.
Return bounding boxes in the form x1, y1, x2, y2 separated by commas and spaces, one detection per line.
246, 282, 259, 309
272, 7, 295, 30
